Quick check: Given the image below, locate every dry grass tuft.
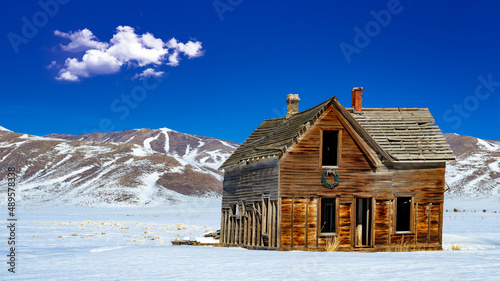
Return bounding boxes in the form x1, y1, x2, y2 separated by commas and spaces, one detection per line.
451, 244, 461, 250
325, 236, 340, 252
391, 236, 415, 252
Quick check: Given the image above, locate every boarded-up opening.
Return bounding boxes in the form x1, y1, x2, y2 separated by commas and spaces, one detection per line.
321, 130, 339, 167
396, 197, 412, 232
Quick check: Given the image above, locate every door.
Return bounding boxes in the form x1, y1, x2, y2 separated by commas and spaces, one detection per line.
355, 197, 373, 247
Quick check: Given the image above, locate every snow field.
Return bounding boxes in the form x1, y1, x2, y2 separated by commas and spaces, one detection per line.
2, 197, 499, 280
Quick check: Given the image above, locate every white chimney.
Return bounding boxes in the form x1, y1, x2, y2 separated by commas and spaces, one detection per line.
286, 94, 300, 119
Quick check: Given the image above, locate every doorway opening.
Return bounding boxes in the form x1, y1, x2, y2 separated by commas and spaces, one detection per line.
355, 197, 373, 247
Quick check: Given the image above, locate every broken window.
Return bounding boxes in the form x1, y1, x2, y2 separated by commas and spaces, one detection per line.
396, 197, 412, 232
322, 130, 339, 167
320, 198, 336, 233
231, 204, 238, 216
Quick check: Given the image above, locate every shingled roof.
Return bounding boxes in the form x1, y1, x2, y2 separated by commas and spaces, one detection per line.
347, 108, 456, 162
220, 97, 455, 169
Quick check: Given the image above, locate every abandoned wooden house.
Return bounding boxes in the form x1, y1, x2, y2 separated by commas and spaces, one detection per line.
219, 87, 455, 251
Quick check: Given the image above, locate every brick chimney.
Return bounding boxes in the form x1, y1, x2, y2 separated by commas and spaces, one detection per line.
351, 87, 363, 112
285, 94, 300, 119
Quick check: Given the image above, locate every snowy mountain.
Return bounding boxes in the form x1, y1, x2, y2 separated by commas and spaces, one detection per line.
45, 128, 238, 171
0, 128, 238, 206
445, 133, 500, 197
0, 125, 12, 132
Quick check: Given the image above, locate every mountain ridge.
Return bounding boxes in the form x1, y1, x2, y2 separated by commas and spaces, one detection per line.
444, 133, 500, 197
0, 128, 239, 206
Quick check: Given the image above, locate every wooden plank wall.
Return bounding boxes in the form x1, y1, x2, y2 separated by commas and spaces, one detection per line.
222, 159, 279, 208
279, 107, 391, 200
387, 201, 441, 249
338, 203, 351, 246
391, 165, 446, 204
374, 200, 389, 246
220, 200, 279, 249
280, 197, 318, 250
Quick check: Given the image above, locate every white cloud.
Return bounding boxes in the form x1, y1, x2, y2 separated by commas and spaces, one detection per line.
54, 29, 108, 52
106, 26, 168, 66
167, 51, 180, 66
56, 50, 123, 81
132, 68, 165, 80
53, 26, 204, 81
166, 38, 205, 58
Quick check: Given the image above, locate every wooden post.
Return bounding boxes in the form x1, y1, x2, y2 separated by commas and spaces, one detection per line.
257, 203, 261, 246
388, 200, 392, 245
305, 197, 309, 249
415, 203, 418, 246
228, 212, 232, 244
235, 218, 239, 245
252, 206, 256, 246
271, 201, 276, 248
243, 214, 248, 245
247, 211, 251, 245
225, 211, 229, 244
277, 197, 282, 250
427, 203, 431, 244
221, 211, 225, 244
291, 198, 294, 249
438, 203, 443, 244
316, 198, 320, 248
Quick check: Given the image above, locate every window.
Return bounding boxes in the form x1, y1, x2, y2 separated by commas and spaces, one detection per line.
320, 198, 336, 233
231, 204, 238, 216
396, 197, 412, 232
321, 130, 339, 167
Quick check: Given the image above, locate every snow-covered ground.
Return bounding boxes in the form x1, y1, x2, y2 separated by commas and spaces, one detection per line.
2, 197, 499, 280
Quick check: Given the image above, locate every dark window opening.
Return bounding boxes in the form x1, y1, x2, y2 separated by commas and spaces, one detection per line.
320, 198, 336, 233
322, 130, 339, 166
396, 197, 412, 232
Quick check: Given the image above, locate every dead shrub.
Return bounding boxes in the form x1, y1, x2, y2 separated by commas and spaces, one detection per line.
325, 236, 340, 252
392, 235, 415, 252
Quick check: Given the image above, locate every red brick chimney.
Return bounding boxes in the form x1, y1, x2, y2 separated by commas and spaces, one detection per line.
351, 87, 363, 112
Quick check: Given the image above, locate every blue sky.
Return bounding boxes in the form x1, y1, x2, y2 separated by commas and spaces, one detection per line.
1, 0, 499, 143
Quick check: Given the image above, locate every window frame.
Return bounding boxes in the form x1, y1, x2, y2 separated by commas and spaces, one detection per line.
318, 197, 339, 236
394, 196, 414, 234
319, 128, 342, 169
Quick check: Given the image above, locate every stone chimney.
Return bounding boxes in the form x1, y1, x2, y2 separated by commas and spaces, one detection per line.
351, 87, 363, 112
285, 94, 300, 119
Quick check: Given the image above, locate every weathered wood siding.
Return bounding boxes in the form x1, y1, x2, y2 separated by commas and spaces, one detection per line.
392, 165, 446, 204
220, 158, 279, 248
220, 200, 278, 248
279, 107, 390, 199
277, 107, 445, 251
221, 158, 279, 208
374, 200, 389, 246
